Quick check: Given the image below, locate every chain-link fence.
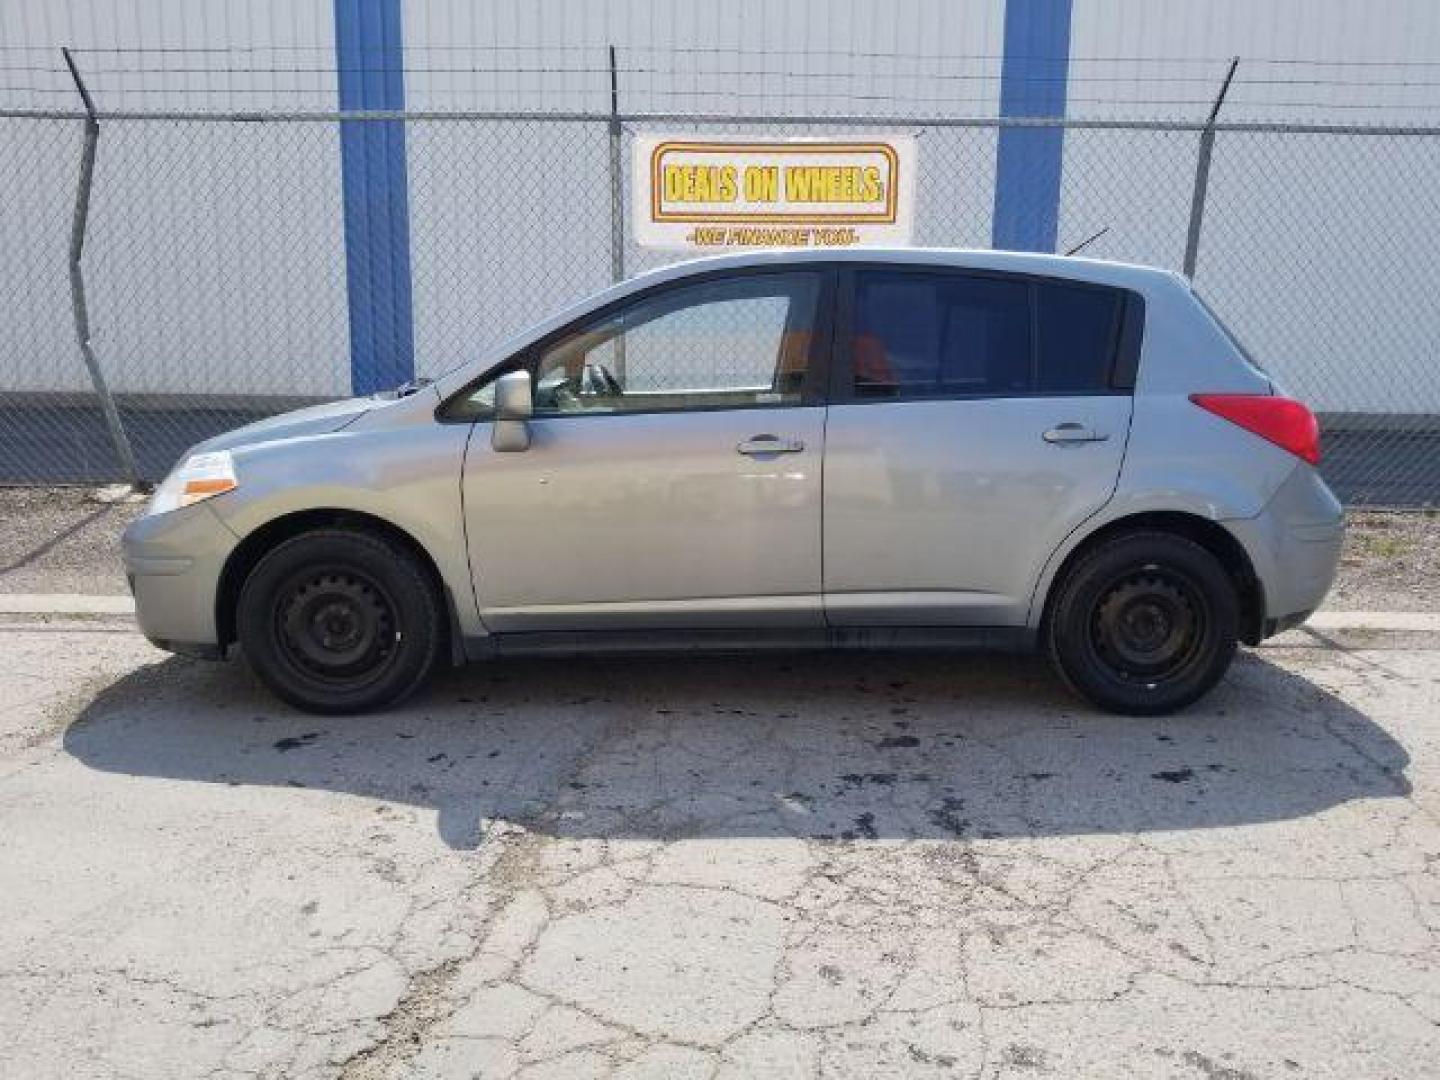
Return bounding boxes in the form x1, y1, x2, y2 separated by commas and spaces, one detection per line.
2, 102, 1438, 505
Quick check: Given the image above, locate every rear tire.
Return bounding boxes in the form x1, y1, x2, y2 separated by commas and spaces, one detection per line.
1046, 530, 1238, 716
237, 528, 443, 715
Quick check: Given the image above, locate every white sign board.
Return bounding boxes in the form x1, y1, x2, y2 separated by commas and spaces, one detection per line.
633, 136, 916, 251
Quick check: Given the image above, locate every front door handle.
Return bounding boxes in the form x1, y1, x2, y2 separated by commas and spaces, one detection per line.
1043, 423, 1109, 445
737, 434, 805, 456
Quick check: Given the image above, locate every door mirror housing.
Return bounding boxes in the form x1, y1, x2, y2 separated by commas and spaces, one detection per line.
491, 370, 533, 452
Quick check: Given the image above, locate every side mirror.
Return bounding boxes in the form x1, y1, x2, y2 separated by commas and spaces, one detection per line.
491, 370, 532, 452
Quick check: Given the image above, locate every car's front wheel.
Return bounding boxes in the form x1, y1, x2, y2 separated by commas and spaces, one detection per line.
237, 527, 444, 714
1047, 530, 1239, 716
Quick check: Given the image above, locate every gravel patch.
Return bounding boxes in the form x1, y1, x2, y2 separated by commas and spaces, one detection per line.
0, 486, 145, 595
1330, 510, 1440, 612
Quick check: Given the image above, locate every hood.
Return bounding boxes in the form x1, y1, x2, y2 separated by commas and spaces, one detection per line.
190, 396, 376, 455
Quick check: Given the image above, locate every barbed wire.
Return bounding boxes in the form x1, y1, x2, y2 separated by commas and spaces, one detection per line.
28, 43, 1440, 67
4, 47, 1440, 122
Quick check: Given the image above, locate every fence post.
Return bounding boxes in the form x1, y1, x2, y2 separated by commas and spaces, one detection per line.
607, 44, 625, 285
61, 47, 141, 487
1182, 56, 1239, 280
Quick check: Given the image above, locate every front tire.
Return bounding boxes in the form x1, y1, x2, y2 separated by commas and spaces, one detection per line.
237, 528, 444, 715
1046, 531, 1239, 716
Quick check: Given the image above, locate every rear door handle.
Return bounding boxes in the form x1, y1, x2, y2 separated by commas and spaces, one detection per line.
737, 434, 805, 456
1043, 423, 1109, 444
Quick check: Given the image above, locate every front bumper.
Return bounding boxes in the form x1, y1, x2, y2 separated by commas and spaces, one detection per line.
122, 502, 239, 656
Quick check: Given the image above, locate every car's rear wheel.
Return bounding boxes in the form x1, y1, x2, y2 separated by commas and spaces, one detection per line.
1047, 531, 1238, 716
237, 528, 443, 714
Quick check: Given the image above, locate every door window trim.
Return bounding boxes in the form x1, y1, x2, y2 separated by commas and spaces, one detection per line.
438, 265, 840, 423
826, 263, 1145, 406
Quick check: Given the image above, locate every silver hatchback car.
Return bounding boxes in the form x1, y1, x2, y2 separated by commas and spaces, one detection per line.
123, 249, 1343, 716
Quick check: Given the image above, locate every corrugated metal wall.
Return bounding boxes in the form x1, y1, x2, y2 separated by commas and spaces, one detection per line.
1, 0, 349, 397
2, 0, 1439, 414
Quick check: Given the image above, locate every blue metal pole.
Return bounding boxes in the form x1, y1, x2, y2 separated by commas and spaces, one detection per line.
334, 0, 414, 394
992, 0, 1074, 253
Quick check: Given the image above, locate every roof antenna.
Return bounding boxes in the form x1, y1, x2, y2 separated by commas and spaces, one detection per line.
1064, 226, 1110, 257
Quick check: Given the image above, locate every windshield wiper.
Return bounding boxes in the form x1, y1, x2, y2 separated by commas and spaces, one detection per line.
378, 377, 434, 400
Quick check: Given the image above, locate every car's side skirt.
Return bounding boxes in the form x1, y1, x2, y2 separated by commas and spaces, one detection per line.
461, 625, 1037, 661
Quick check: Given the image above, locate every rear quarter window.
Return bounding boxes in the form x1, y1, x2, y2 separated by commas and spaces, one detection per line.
1035, 282, 1126, 392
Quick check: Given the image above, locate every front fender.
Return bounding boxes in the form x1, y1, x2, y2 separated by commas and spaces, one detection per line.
209, 423, 484, 639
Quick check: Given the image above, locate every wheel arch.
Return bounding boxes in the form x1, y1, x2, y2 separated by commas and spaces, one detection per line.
215, 509, 461, 660
1033, 511, 1266, 646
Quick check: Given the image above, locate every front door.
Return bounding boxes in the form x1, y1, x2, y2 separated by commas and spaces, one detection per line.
459, 269, 832, 632
823, 265, 1138, 626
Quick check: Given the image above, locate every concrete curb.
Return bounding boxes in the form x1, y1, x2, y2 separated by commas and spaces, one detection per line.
0, 594, 137, 616
1304, 610, 1440, 633
0, 594, 1436, 635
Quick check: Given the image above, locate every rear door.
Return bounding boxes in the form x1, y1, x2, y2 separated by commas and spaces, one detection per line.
822, 265, 1141, 626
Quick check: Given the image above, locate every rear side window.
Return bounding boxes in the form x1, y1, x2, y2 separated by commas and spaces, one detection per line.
853, 273, 1030, 397
849, 268, 1133, 399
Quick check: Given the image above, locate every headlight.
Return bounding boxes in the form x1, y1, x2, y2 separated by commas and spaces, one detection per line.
147, 451, 238, 516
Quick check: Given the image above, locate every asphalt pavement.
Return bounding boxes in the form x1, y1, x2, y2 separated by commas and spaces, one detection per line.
0, 612, 1437, 1078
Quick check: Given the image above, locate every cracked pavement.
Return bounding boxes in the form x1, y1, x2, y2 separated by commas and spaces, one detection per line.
0, 617, 1438, 1077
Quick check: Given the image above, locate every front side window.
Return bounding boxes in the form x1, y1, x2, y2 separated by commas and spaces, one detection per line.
530, 273, 821, 416
849, 268, 1128, 399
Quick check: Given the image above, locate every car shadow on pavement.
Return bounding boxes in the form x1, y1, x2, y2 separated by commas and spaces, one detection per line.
63, 647, 1409, 850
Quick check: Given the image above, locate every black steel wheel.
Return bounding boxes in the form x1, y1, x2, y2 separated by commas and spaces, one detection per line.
1047, 531, 1238, 715
273, 566, 401, 691
238, 528, 443, 714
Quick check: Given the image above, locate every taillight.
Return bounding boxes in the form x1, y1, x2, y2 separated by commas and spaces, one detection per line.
1189, 393, 1321, 466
